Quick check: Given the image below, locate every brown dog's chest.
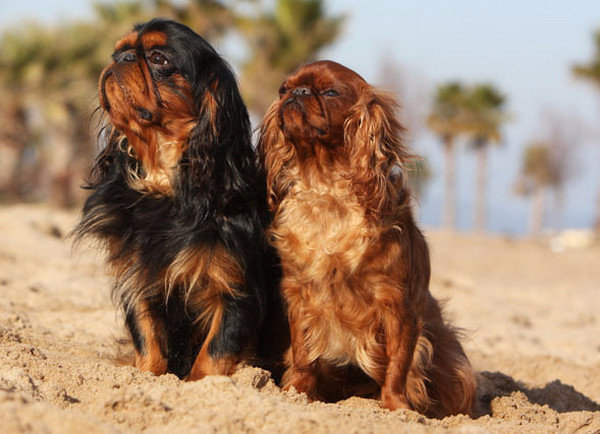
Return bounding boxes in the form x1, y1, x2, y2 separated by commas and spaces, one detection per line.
272, 181, 386, 377
295, 280, 383, 375
272, 180, 375, 282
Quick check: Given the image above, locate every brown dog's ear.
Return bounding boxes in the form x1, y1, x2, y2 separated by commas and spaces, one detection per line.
257, 101, 296, 212
343, 87, 411, 216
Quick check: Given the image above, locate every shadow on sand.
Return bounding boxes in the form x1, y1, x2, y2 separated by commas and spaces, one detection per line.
476, 371, 600, 416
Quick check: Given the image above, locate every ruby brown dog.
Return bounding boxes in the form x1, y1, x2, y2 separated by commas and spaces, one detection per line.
75, 19, 287, 381
257, 60, 476, 417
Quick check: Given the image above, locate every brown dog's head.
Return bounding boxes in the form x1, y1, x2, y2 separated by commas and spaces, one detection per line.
97, 18, 252, 196
276, 61, 366, 148
258, 60, 410, 215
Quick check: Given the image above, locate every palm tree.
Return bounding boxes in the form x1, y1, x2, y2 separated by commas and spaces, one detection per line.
427, 82, 468, 229
573, 30, 600, 234
538, 110, 582, 231
0, 20, 110, 205
237, 0, 344, 116
0, 23, 53, 201
463, 84, 506, 233
0, 95, 31, 200
515, 143, 554, 238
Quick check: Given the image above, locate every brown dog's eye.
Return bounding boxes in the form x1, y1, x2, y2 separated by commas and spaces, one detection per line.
323, 89, 339, 97
149, 52, 168, 66
278, 85, 287, 96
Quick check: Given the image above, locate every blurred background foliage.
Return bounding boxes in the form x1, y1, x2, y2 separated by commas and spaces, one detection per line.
0, 0, 597, 238
238, 0, 344, 114
0, 0, 344, 207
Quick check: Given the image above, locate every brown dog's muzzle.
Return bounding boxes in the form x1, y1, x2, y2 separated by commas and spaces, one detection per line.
282, 87, 313, 112
282, 96, 304, 112
280, 89, 329, 140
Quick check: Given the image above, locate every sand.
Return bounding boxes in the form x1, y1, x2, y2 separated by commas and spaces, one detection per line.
0, 204, 598, 433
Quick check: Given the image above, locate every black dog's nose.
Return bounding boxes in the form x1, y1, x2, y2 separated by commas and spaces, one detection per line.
113, 51, 137, 63
292, 87, 313, 97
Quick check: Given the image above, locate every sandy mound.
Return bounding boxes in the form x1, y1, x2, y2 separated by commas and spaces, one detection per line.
0, 204, 598, 433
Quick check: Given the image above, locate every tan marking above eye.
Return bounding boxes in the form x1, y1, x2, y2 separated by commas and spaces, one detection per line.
115, 32, 138, 51
141, 31, 168, 50
113, 31, 168, 59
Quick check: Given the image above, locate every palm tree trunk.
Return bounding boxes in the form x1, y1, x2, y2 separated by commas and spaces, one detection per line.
442, 136, 456, 230
594, 184, 600, 234
529, 183, 545, 238
553, 187, 565, 232
474, 145, 488, 232
595, 140, 600, 235
5, 102, 30, 200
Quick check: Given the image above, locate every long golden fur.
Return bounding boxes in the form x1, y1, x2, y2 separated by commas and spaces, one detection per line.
257, 60, 476, 417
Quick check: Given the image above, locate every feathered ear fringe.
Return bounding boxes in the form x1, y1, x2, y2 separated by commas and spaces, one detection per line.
180, 68, 259, 213
257, 101, 296, 213
343, 87, 413, 217
84, 125, 130, 189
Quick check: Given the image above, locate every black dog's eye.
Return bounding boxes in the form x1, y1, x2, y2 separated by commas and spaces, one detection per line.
148, 51, 168, 66
323, 89, 339, 97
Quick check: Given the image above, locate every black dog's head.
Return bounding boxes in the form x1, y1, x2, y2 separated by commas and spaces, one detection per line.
96, 18, 253, 198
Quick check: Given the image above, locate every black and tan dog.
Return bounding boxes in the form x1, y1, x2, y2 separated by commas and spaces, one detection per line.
75, 18, 287, 380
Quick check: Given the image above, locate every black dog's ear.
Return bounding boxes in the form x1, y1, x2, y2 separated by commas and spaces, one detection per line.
85, 126, 130, 189
179, 60, 261, 214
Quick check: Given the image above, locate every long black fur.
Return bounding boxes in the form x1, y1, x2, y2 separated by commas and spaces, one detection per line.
74, 19, 288, 379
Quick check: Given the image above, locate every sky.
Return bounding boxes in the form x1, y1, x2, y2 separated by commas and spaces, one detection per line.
1, 0, 599, 234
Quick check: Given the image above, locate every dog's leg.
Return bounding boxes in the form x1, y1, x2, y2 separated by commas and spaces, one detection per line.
187, 295, 255, 380
281, 308, 318, 399
187, 309, 237, 379
126, 301, 168, 375
379, 295, 418, 411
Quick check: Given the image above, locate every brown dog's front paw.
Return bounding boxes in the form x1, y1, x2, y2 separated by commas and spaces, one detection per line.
381, 388, 412, 411
283, 370, 317, 400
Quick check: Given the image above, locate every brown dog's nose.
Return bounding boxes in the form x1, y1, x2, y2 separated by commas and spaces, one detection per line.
292, 87, 313, 97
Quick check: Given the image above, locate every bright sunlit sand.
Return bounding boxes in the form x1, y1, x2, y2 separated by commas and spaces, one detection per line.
1, 204, 598, 432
